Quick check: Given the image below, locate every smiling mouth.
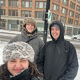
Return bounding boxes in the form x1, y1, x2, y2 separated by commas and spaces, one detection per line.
14, 69, 24, 73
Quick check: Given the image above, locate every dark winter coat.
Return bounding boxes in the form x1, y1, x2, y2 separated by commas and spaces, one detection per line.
37, 21, 78, 80
0, 67, 40, 80
9, 28, 44, 62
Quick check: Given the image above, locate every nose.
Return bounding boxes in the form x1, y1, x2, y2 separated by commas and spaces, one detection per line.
15, 62, 22, 68
52, 29, 56, 33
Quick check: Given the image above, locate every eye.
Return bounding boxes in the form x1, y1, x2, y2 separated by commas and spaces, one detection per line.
10, 60, 16, 63
20, 59, 27, 62
9, 59, 16, 62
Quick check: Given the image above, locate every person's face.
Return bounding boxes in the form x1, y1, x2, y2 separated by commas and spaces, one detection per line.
26, 23, 35, 33
7, 58, 29, 76
51, 26, 60, 40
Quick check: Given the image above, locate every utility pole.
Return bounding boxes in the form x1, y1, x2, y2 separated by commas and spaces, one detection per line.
43, 0, 50, 43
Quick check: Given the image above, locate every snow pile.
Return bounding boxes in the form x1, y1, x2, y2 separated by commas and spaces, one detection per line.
0, 29, 21, 34
0, 41, 7, 64
64, 35, 72, 40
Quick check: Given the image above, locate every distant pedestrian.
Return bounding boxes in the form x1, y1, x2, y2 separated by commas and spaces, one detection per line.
9, 18, 44, 63
0, 41, 43, 80
37, 21, 78, 80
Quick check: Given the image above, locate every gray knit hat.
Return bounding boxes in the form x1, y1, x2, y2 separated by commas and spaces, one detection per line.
3, 42, 35, 63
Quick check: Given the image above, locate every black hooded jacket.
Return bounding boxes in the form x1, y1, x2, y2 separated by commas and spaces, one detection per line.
37, 21, 78, 80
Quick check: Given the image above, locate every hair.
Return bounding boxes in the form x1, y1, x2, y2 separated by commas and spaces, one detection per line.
0, 64, 9, 80
0, 62, 43, 80
29, 61, 43, 77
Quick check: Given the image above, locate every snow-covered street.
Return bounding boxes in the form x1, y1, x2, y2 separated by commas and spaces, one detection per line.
0, 41, 80, 80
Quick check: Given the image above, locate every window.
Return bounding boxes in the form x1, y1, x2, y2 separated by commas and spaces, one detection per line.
0, 9, 5, 15
8, 20, 18, 31
12, 10, 15, 16
0, 19, 5, 29
0, 0, 5, 7
69, 10, 74, 17
62, 0, 68, 6
8, 10, 18, 16
74, 20, 78, 25
52, 13, 58, 21
52, 4, 59, 11
75, 13, 80, 19
56, 0, 60, 2
76, 5, 80, 11
68, 18, 73, 24
9, 0, 18, 7
25, 1, 29, 8
66, 27, 72, 35
21, 10, 32, 17
36, 2, 38, 8
44, 2, 46, 8
62, 7, 67, 14
60, 16, 66, 23
70, 1, 75, 9
22, 0, 32, 8
35, 11, 44, 18
78, 0, 80, 3
35, 1, 46, 9
39, 2, 43, 8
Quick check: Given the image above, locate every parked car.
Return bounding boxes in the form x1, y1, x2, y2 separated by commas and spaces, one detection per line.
64, 35, 72, 40
72, 34, 80, 40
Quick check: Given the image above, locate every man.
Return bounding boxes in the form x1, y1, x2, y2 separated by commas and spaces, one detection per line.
37, 21, 78, 80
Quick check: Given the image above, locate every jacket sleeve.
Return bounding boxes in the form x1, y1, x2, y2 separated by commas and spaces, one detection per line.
36, 45, 45, 74
39, 39, 44, 50
59, 43, 79, 80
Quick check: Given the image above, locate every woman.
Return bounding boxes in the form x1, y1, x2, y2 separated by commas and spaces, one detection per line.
0, 42, 42, 80
9, 18, 44, 63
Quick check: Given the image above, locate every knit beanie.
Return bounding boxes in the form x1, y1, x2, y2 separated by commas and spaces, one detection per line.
3, 41, 35, 63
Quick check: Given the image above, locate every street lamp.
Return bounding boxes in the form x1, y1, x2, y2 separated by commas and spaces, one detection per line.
43, 0, 50, 43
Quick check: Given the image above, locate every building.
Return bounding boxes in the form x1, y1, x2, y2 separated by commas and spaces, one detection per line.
0, 0, 80, 35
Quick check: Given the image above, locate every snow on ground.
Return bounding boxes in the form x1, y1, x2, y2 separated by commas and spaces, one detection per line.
0, 29, 20, 34
75, 59, 80, 80
0, 41, 7, 64
0, 41, 80, 80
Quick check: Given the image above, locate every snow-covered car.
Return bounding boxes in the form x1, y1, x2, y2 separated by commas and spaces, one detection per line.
64, 35, 72, 40
72, 34, 80, 40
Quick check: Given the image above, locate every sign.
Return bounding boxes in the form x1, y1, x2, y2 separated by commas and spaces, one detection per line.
48, 10, 52, 23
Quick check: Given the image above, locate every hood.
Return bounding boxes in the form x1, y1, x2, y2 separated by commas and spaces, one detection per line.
49, 21, 64, 42
22, 18, 37, 34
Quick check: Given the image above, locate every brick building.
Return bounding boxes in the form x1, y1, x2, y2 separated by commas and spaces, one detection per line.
0, 0, 80, 35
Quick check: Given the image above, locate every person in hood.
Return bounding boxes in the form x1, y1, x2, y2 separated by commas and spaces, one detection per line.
9, 18, 44, 63
0, 41, 43, 80
37, 21, 78, 80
